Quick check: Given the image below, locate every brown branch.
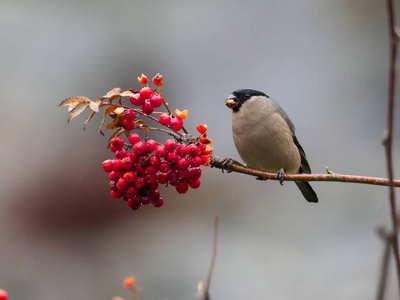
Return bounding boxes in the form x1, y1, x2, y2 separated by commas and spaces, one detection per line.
376, 226, 394, 300
210, 156, 400, 187
203, 216, 219, 300
384, 0, 400, 294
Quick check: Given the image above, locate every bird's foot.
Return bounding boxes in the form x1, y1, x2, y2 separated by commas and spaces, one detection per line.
275, 168, 286, 185
220, 158, 242, 173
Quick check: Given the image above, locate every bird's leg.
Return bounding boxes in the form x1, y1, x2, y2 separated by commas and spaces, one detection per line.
275, 168, 286, 185
220, 158, 242, 173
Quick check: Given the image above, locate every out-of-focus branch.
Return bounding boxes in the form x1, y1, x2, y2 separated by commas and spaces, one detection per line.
202, 216, 218, 300
210, 156, 400, 187
376, 226, 394, 300
383, 0, 400, 295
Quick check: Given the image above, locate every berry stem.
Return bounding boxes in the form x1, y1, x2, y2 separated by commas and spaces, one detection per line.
137, 124, 182, 139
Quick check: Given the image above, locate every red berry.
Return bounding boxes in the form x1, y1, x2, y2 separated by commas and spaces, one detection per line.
144, 139, 157, 153
134, 177, 146, 189
142, 101, 154, 115
175, 183, 189, 194
201, 154, 212, 165
150, 94, 163, 108
149, 182, 159, 192
159, 113, 171, 126
190, 156, 203, 167
128, 133, 141, 145
149, 155, 161, 167
190, 167, 202, 180
155, 145, 167, 157
127, 197, 142, 210
165, 139, 177, 152
111, 189, 124, 199
145, 165, 158, 174
170, 117, 183, 132
116, 178, 129, 191
167, 171, 179, 184
178, 169, 191, 180
166, 152, 179, 164
138, 74, 149, 84
196, 124, 207, 134
115, 149, 128, 159
130, 94, 145, 106
109, 171, 120, 181
110, 143, 118, 153
121, 156, 134, 169
112, 159, 123, 172
176, 144, 187, 157
133, 142, 145, 155
122, 118, 135, 131
123, 171, 136, 184
138, 154, 149, 165
135, 163, 146, 175
139, 87, 154, 99
124, 109, 136, 121
111, 137, 125, 151
189, 178, 201, 189
158, 172, 168, 184
126, 186, 138, 198
145, 174, 158, 185
102, 159, 113, 172
129, 152, 140, 162
141, 196, 151, 205
158, 161, 171, 173
187, 144, 199, 157
0, 289, 8, 300
177, 157, 190, 170
152, 73, 164, 87
152, 197, 164, 207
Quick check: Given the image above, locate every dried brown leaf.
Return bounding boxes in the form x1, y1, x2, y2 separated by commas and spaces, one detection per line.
120, 89, 136, 98
60, 96, 91, 112
89, 100, 101, 112
106, 114, 124, 130
67, 103, 90, 123
108, 128, 126, 144
83, 102, 105, 130
135, 120, 148, 136
100, 87, 122, 101
99, 105, 119, 135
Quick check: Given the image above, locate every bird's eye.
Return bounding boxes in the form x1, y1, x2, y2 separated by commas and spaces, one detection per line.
245, 94, 251, 99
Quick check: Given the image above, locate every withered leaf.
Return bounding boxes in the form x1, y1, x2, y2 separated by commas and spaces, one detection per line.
100, 87, 122, 101
89, 99, 102, 112
106, 114, 124, 130
108, 127, 126, 144
135, 120, 148, 136
67, 103, 90, 123
99, 105, 119, 135
120, 89, 136, 98
60, 96, 91, 112
83, 102, 105, 130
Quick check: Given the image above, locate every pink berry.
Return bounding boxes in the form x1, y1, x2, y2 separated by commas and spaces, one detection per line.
128, 133, 141, 145
158, 161, 171, 173
170, 117, 183, 132
115, 149, 128, 159
187, 144, 199, 157
121, 156, 134, 170
166, 152, 179, 164
176, 144, 187, 157
127, 197, 142, 210
150, 94, 163, 108
140, 87, 154, 99
130, 94, 145, 106
158, 172, 168, 184
123, 171, 136, 184
165, 139, 177, 152
177, 157, 190, 170
142, 101, 154, 115
124, 109, 136, 121
144, 139, 157, 153
189, 178, 201, 189
175, 183, 189, 194
159, 113, 171, 126
112, 159, 123, 172
190, 156, 203, 167
149, 155, 161, 167
102, 159, 113, 172
134, 177, 146, 189
122, 118, 135, 131
111, 190, 124, 199
111, 137, 125, 151
133, 142, 145, 155
155, 145, 167, 157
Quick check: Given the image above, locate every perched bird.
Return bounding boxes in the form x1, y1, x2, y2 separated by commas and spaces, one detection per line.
225, 89, 318, 203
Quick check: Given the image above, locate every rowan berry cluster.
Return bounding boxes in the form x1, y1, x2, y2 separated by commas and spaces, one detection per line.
98, 74, 213, 210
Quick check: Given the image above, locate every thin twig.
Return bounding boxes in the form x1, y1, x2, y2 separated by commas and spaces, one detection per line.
384, 0, 400, 294
210, 156, 400, 187
204, 216, 219, 300
376, 226, 393, 300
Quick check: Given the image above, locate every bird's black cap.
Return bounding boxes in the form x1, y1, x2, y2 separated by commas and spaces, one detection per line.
226, 89, 269, 112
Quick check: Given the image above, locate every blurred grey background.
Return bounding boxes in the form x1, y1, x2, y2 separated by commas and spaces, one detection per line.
1, 0, 400, 299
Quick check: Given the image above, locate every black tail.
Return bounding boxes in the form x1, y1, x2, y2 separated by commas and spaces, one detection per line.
295, 181, 318, 203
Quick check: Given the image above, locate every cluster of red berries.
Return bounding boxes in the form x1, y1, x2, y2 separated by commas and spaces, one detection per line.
100, 73, 213, 210
102, 133, 212, 210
